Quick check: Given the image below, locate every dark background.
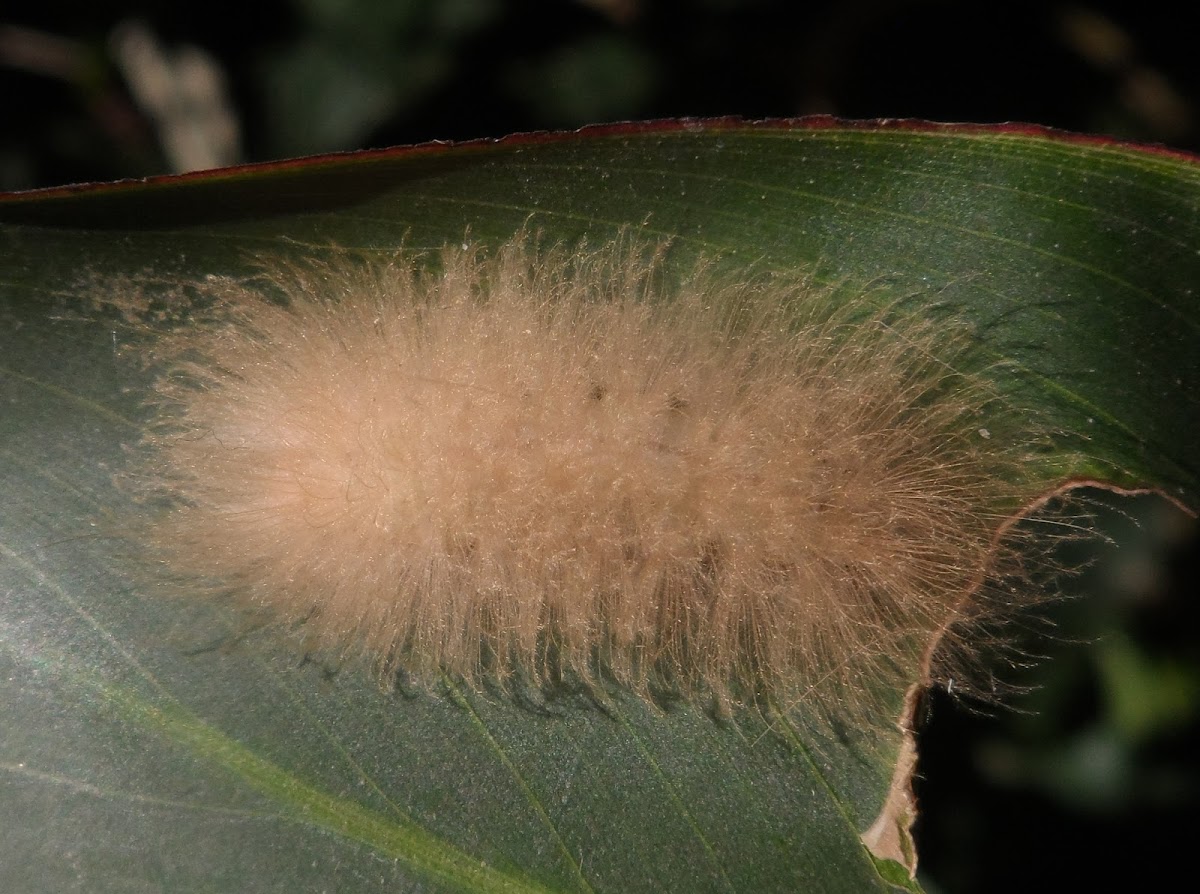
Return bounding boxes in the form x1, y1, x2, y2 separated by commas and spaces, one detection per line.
2, 2, 1197, 891
4, 0, 1200, 188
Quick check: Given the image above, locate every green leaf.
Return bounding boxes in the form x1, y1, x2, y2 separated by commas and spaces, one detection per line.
1, 120, 1197, 893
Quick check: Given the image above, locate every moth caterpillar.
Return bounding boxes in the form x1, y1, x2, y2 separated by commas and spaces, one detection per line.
115, 232, 1052, 722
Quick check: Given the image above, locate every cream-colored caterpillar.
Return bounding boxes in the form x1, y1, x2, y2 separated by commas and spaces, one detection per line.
116, 233, 1048, 720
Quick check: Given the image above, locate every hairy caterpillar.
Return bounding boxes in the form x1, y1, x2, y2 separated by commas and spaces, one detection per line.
111, 232, 1053, 722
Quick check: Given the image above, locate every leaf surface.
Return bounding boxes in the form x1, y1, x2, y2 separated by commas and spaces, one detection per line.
2, 119, 1197, 893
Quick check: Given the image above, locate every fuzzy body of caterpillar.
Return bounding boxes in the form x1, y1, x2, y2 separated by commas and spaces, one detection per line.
124, 234, 1040, 717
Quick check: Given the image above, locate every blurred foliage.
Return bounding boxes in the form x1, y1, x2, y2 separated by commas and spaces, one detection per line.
3, 0, 1200, 186
2, 1, 1198, 891
257, 0, 503, 156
